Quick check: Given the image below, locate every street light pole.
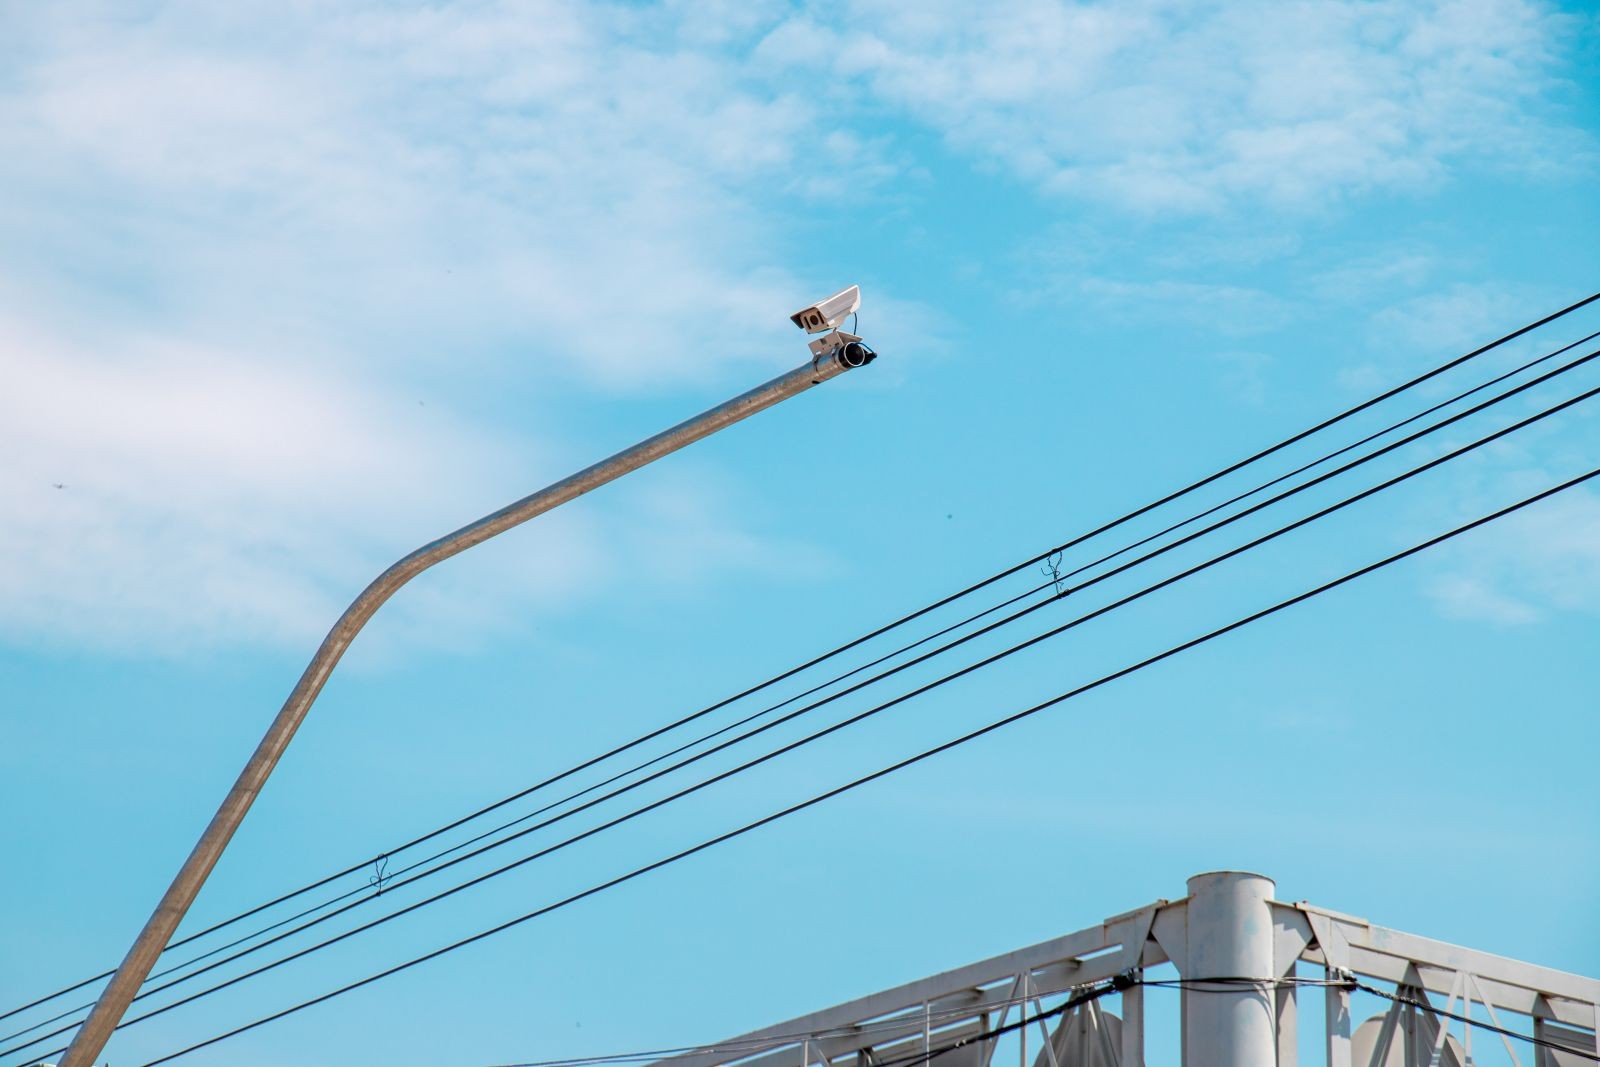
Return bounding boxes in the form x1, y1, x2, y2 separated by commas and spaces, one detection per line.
58, 340, 876, 1067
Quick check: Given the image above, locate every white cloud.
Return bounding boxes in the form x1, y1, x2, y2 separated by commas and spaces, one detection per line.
0, 2, 886, 652
1338, 280, 1543, 389
1369, 283, 1535, 356
1310, 251, 1438, 303
1428, 573, 1541, 624
758, 0, 1589, 213
1010, 271, 1292, 335
0, 297, 836, 654
1426, 482, 1600, 625
1212, 349, 1274, 405
0, 0, 1588, 654
0, 2, 894, 389
0, 304, 536, 650
1081, 277, 1291, 333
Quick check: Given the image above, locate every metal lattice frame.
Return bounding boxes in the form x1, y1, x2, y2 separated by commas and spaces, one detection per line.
650, 872, 1599, 1067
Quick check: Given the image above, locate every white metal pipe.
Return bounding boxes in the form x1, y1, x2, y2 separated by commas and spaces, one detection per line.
58, 348, 868, 1067
1181, 871, 1278, 1067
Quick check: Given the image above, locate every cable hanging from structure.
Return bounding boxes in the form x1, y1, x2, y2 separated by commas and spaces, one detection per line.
479, 973, 1600, 1067
117, 463, 1600, 1065
8, 338, 1599, 1067
6, 289, 1591, 1037
6, 307, 1600, 1065
7, 317, 1595, 1054
7, 300, 1594, 1043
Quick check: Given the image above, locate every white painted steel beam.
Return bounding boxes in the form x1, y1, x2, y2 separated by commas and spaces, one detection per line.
1180, 872, 1277, 1067
655, 910, 1168, 1067
647, 874, 1598, 1067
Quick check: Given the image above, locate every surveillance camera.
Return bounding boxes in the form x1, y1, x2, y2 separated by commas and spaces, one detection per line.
789, 283, 877, 369
790, 285, 861, 335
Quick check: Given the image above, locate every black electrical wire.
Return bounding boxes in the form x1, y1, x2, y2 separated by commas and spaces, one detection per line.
13, 312, 1600, 1064
870, 979, 1123, 1067
478, 975, 1339, 1067
485, 975, 1592, 1067
10, 363, 1599, 1066
1140, 976, 1351, 993
483, 987, 1062, 1067
1137, 977, 1600, 1063
7, 294, 1594, 1036
97, 350, 1582, 972
1355, 981, 1600, 1063
37, 316, 1592, 1040
127, 464, 1600, 1067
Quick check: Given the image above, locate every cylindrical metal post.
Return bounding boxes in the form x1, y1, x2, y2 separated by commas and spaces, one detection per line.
59, 346, 870, 1067
1182, 870, 1278, 1067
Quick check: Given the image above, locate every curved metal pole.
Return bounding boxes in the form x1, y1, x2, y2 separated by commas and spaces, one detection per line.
60, 349, 867, 1067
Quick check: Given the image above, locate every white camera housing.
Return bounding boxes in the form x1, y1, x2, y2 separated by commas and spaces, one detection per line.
790, 285, 861, 335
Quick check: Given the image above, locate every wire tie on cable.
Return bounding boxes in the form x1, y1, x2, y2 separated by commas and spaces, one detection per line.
1041, 550, 1067, 596
369, 854, 390, 896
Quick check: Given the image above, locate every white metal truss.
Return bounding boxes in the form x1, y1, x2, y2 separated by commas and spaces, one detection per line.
648, 872, 1598, 1067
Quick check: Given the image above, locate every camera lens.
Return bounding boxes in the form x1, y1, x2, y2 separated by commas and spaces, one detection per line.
839, 341, 877, 368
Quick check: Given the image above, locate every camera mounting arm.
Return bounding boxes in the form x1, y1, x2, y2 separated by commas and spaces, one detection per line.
55, 332, 876, 1067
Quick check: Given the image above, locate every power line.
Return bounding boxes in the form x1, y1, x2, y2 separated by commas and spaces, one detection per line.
857, 979, 1123, 1067
1137, 977, 1600, 1064
130, 464, 1600, 1066
1354, 981, 1600, 1063
8, 295, 1594, 1037
476, 976, 1325, 1067
86, 357, 1584, 985
895, 977, 1600, 1067
10, 362, 1599, 1066
483, 974, 1599, 1067
485, 986, 1066, 1067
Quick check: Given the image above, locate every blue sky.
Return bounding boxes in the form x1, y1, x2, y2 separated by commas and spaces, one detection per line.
2, 2, 1598, 1065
